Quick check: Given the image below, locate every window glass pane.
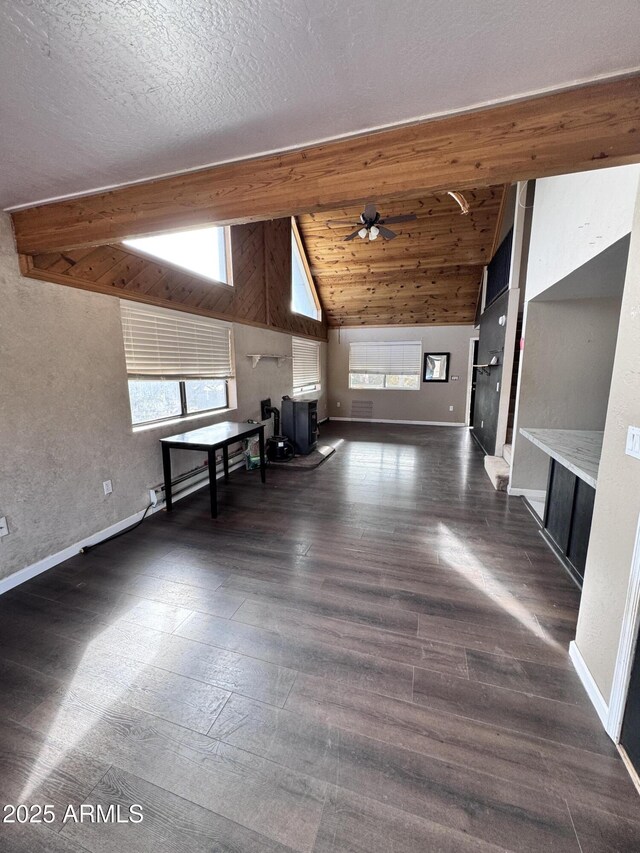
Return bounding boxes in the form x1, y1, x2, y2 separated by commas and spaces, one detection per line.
385, 374, 420, 390
184, 379, 227, 413
123, 226, 229, 284
349, 372, 419, 390
292, 231, 319, 320
349, 373, 385, 389
128, 380, 182, 424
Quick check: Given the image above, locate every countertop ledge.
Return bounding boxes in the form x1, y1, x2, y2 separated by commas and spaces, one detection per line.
519, 428, 603, 488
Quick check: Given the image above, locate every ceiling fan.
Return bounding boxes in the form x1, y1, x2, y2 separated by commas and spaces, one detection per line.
329, 192, 470, 242
328, 203, 417, 242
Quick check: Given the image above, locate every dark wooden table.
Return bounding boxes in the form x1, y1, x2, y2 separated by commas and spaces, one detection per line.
160, 421, 265, 518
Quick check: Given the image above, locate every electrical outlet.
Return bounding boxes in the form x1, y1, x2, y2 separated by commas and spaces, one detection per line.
496, 382, 500, 392
336, 401, 341, 408
0, 516, 8, 538
103, 480, 113, 496
626, 426, 640, 460
148, 488, 158, 507
481, 420, 484, 428
451, 375, 459, 381
449, 405, 454, 412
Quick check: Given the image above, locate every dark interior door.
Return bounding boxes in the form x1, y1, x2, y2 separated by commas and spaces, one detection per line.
469, 340, 479, 427
620, 628, 640, 775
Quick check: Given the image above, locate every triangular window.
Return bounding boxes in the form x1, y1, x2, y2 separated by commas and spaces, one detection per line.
291, 219, 321, 320
123, 225, 231, 285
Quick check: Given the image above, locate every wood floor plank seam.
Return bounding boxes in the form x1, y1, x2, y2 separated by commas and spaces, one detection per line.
200, 697, 580, 852
563, 797, 585, 853
412, 668, 616, 757
281, 676, 636, 816
65, 759, 309, 853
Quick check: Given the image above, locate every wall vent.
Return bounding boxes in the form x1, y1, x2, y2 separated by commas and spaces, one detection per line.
351, 400, 374, 419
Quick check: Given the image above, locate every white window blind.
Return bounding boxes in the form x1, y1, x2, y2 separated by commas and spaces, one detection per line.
349, 341, 421, 375
120, 302, 234, 379
292, 337, 320, 389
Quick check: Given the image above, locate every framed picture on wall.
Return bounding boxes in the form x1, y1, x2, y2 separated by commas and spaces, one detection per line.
423, 352, 450, 382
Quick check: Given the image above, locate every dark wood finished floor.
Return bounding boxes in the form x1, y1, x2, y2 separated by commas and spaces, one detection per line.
0, 423, 638, 852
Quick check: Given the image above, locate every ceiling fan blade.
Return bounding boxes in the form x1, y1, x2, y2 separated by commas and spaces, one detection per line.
344, 229, 363, 241
363, 202, 378, 221
379, 213, 418, 225
376, 225, 397, 240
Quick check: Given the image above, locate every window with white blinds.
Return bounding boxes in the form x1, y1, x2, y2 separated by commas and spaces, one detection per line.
348, 341, 421, 391
120, 302, 234, 379
292, 337, 321, 392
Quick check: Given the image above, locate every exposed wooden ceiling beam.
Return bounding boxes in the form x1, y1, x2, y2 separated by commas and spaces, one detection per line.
12, 76, 640, 254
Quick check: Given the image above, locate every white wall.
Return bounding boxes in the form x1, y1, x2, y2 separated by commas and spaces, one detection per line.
509, 165, 637, 495
510, 297, 622, 491
328, 325, 474, 424
575, 183, 640, 702
0, 213, 326, 582
525, 165, 640, 301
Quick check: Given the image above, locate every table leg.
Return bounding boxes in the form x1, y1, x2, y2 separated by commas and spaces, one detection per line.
258, 428, 266, 483
223, 445, 229, 482
162, 445, 173, 511
208, 449, 218, 518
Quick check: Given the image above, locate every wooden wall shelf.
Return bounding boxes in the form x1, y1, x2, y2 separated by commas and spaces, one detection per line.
247, 354, 291, 368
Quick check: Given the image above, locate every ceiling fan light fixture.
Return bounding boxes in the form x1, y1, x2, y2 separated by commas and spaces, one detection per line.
358, 227, 368, 239
369, 225, 379, 240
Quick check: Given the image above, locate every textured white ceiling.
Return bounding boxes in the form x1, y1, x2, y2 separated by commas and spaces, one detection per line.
2, 0, 639, 210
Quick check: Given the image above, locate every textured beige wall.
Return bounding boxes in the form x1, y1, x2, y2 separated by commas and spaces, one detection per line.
510, 297, 622, 491
0, 213, 326, 580
575, 186, 640, 702
328, 325, 474, 423
232, 323, 327, 425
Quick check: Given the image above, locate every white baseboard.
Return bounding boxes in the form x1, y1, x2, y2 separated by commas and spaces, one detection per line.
0, 458, 245, 597
569, 641, 611, 731
507, 487, 546, 500
0, 508, 157, 596
330, 417, 466, 427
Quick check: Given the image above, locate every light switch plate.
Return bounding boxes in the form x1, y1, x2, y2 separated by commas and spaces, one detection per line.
626, 426, 640, 460
103, 479, 113, 496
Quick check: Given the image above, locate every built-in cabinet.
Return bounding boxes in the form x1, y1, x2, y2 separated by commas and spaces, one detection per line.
543, 459, 596, 586
520, 428, 602, 589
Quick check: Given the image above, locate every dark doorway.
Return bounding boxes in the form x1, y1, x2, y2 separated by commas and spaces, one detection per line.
620, 627, 640, 777
469, 339, 479, 427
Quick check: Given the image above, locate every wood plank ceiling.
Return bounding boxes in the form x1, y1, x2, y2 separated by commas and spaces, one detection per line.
297, 186, 506, 326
